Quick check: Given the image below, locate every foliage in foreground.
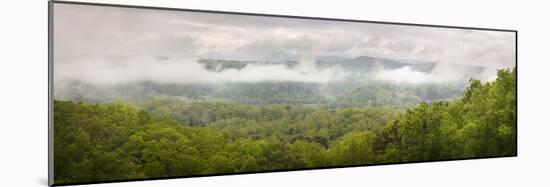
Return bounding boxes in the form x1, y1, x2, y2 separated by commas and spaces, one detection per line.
53, 68, 516, 184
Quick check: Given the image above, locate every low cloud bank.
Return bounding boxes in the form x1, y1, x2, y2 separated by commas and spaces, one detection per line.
373, 62, 500, 84
55, 55, 506, 87
54, 56, 350, 85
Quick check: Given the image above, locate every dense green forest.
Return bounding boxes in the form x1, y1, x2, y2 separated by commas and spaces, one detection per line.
53, 68, 516, 184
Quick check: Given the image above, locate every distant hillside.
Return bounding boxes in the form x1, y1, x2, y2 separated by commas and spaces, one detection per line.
316, 56, 436, 73
55, 56, 490, 107
54, 79, 466, 108
198, 59, 298, 72
198, 56, 486, 77
198, 56, 429, 73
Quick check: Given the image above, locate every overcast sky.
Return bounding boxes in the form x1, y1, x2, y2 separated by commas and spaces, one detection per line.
53, 3, 515, 84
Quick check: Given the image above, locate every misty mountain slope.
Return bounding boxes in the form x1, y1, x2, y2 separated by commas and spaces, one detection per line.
54, 80, 216, 103
212, 82, 328, 105
54, 78, 468, 108
198, 56, 438, 74
333, 82, 466, 107
198, 56, 487, 77
198, 59, 298, 72
54, 56, 494, 107
317, 56, 435, 73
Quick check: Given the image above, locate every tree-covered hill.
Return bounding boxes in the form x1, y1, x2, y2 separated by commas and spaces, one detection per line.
53, 68, 516, 184
54, 80, 467, 108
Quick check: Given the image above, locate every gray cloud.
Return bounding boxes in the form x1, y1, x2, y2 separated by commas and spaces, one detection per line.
53, 3, 515, 85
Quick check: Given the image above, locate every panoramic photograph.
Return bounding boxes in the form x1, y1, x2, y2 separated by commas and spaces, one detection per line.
52, 2, 516, 185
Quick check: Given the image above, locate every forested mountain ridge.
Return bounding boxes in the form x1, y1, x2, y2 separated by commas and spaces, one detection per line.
55, 55, 492, 107
198, 59, 299, 72
54, 80, 466, 107
53, 68, 516, 184
198, 56, 486, 74
316, 55, 435, 73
